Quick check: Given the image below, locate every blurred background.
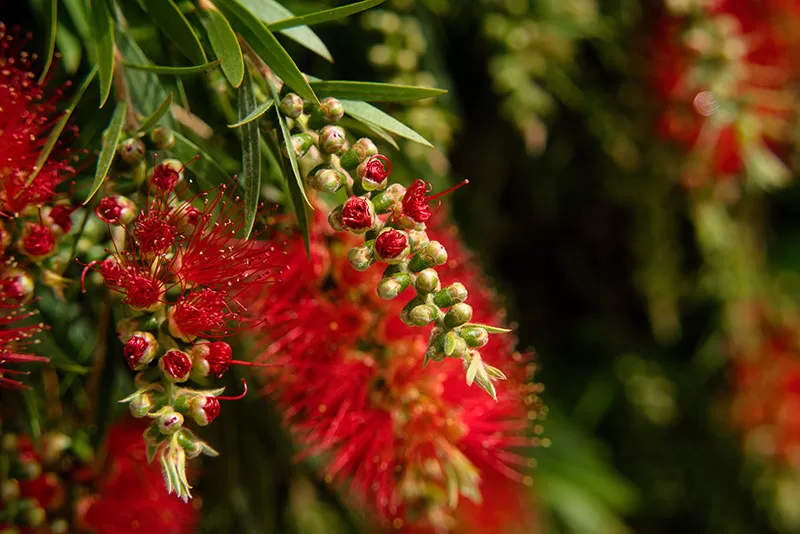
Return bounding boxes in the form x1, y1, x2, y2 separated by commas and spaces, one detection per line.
9, 0, 800, 532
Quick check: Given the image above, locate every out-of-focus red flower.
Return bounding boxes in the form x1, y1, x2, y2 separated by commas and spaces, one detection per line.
0, 305, 47, 390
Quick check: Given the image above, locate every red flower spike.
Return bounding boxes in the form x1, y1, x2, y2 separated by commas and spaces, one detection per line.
133, 211, 178, 257
169, 288, 238, 340
0, 307, 48, 390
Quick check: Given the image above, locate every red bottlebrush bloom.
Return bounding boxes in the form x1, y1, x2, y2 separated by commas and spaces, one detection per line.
0, 307, 47, 390
0, 24, 76, 216
169, 288, 238, 340
249, 213, 541, 531
133, 212, 178, 257
78, 419, 198, 534
401, 179, 470, 224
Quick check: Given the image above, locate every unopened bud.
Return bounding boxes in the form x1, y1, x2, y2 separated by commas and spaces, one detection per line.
158, 410, 184, 434
19, 223, 56, 260
377, 271, 413, 299
320, 97, 344, 123
191, 341, 233, 378
374, 229, 410, 263
358, 154, 391, 191
408, 241, 448, 272
444, 331, 468, 357
118, 137, 146, 165
129, 391, 155, 418
372, 183, 407, 213
0, 269, 35, 304
310, 168, 344, 193
433, 283, 468, 308
282, 133, 315, 158
347, 242, 375, 271
149, 127, 175, 149
408, 304, 438, 326
279, 93, 304, 118
97, 195, 137, 225
24, 503, 46, 527
123, 332, 159, 370
459, 325, 489, 348
319, 125, 347, 154
415, 269, 440, 293
337, 196, 375, 233
407, 229, 430, 252
150, 159, 184, 191
444, 302, 473, 329
340, 138, 378, 169
1, 479, 20, 502
159, 350, 192, 382
190, 396, 221, 426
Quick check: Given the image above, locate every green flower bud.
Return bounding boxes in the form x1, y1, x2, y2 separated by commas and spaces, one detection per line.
328, 206, 344, 231
444, 302, 473, 329
415, 268, 441, 294
400, 295, 426, 325
318, 125, 347, 154
158, 410, 184, 435
118, 137, 146, 165
129, 391, 155, 418
310, 168, 344, 193
408, 304, 438, 326
444, 331, 468, 357
347, 242, 375, 271
320, 97, 344, 123
149, 127, 175, 149
24, 503, 46, 527
408, 241, 448, 272
340, 138, 378, 169
459, 325, 489, 348
1, 479, 20, 502
433, 282, 468, 308
407, 229, 430, 253
282, 133, 316, 159
377, 271, 413, 300
371, 183, 406, 213
279, 93, 304, 118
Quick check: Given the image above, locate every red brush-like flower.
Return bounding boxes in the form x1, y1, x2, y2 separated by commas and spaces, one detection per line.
250, 213, 541, 531
0, 301, 47, 390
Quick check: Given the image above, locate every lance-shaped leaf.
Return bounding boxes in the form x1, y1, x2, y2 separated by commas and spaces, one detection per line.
311, 80, 446, 102
39, 0, 58, 82
237, 66, 262, 239
214, 0, 319, 103
228, 100, 273, 128
89, 0, 115, 107
268, 0, 386, 31
237, 0, 332, 62
204, 8, 244, 87
141, 0, 208, 65
137, 93, 174, 132
342, 100, 433, 147
84, 101, 127, 204
123, 60, 221, 75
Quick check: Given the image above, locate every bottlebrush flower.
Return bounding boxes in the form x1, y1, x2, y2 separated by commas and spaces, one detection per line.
0, 304, 47, 390
249, 213, 542, 531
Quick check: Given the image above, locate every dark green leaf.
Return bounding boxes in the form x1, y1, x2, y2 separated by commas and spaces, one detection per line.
172, 131, 230, 189
311, 80, 446, 102
35, 329, 90, 374
39, 0, 57, 82
204, 9, 245, 87
238, 0, 332, 62
84, 102, 127, 204
137, 93, 174, 132
214, 0, 319, 103
90, 0, 115, 108
55, 23, 82, 74
228, 100, 273, 128
268, 0, 385, 31
123, 60, 221, 74
342, 100, 433, 147
140, 0, 208, 65
24, 67, 97, 188
237, 66, 262, 239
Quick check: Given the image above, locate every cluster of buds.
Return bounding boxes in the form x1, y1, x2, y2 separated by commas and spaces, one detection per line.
82, 133, 283, 500
272, 91, 507, 398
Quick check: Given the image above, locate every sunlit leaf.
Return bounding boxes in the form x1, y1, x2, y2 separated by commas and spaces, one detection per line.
268, 0, 386, 31
89, 0, 115, 108
123, 60, 221, 75
311, 80, 446, 102
204, 9, 244, 87
342, 100, 433, 147
238, 0, 333, 62
84, 101, 127, 204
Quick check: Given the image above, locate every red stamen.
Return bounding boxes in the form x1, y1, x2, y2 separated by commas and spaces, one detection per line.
429, 179, 469, 200
217, 378, 249, 401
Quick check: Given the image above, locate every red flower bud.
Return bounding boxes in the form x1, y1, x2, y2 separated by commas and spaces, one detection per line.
97, 195, 136, 225
374, 229, 410, 263
150, 159, 184, 191
159, 350, 192, 382
190, 396, 220, 426
123, 332, 158, 370
191, 341, 233, 378
48, 204, 75, 233
0, 268, 35, 304
358, 154, 391, 191
339, 197, 375, 233
20, 224, 56, 259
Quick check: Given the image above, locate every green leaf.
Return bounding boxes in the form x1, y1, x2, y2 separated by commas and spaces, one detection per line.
123, 60, 221, 75
24, 67, 97, 188
214, 0, 319, 103
342, 100, 433, 147
137, 93, 174, 132
338, 116, 398, 150
204, 9, 245, 87
172, 131, 230, 189
89, 0, 115, 108
55, 23, 83, 74
238, 0, 332, 62
140, 0, 208, 65
84, 102, 127, 204
268, 0, 386, 31
266, 75, 311, 255
228, 100, 273, 128
462, 322, 512, 334
466, 355, 480, 387
311, 81, 446, 102
39, 0, 58, 82
237, 66, 262, 239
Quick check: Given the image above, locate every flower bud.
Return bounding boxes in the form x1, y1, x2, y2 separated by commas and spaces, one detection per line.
374, 229, 410, 263
279, 93, 304, 118
318, 125, 347, 154
0, 269, 35, 304
444, 331, 468, 357
357, 154, 391, 191
159, 350, 192, 382
150, 159, 184, 191
407, 229, 430, 252
340, 138, 378, 169
46, 204, 75, 234
408, 241, 448, 272
1, 479, 20, 502
338, 196, 375, 233
459, 325, 489, 348
433, 282, 468, 308
123, 332, 159, 370
415, 268, 441, 294
18, 223, 56, 260
282, 133, 316, 159
149, 126, 175, 149
129, 391, 155, 418
310, 168, 344, 194
118, 137, 146, 165
377, 271, 413, 300
408, 304, 438, 326
96, 195, 137, 225
371, 183, 407, 214
400, 296, 425, 325
191, 341, 233, 378
444, 302, 473, 329
320, 97, 344, 123
158, 410, 184, 434
190, 396, 221, 426
347, 242, 375, 271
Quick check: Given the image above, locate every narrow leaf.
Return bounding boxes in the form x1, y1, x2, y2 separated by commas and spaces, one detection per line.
237, 66, 262, 239
214, 0, 319, 103
342, 100, 433, 147
24, 67, 97, 188
463, 322, 512, 334
172, 132, 230, 189
311, 80, 446, 102
466, 355, 480, 386
238, 0, 332, 62
268, 0, 386, 31
55, 23, 83, 74
90, 0, 115, 107
123, 60, 221, 75
137, 93, 174, 132
84, 102, 126, 204
39, 0, 58, 82
228, 100, 273, 128
204, 9, 244, 87
141, 0, 208, 65
339, 116, 398, 150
